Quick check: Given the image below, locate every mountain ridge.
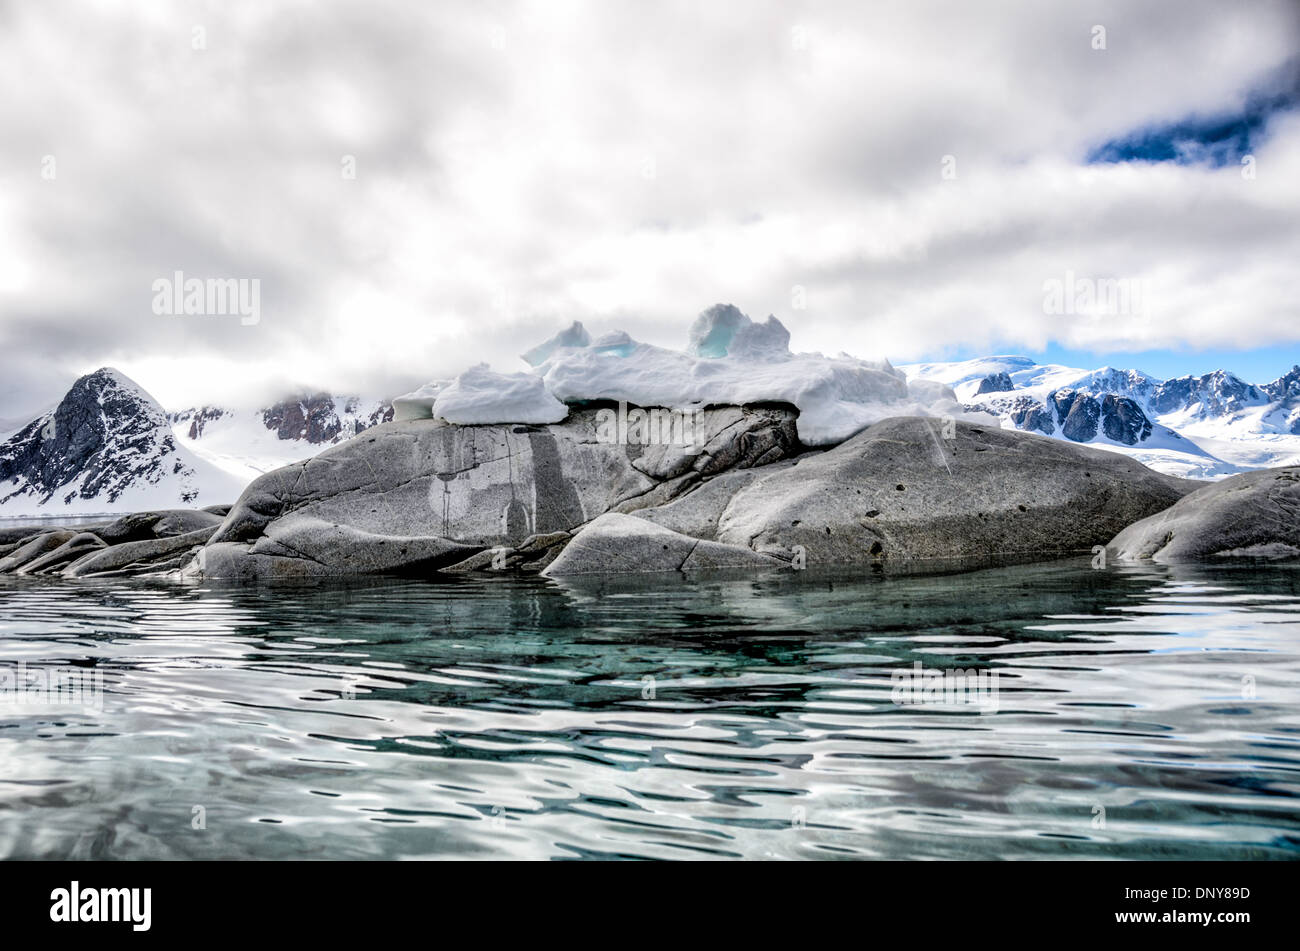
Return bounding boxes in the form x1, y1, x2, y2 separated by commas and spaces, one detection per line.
4, 354, 1300, 516
899, 356, 1300, 478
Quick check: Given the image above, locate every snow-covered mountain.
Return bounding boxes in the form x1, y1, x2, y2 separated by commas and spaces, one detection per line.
169, 394, 392, 484
0, 368, 246, 516
899, 356, 1300, 479
4, 349, 1299, 519
0, 371, 395, 517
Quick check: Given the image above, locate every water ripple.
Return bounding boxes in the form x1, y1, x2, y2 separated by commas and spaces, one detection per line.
0, 559, 1298, 859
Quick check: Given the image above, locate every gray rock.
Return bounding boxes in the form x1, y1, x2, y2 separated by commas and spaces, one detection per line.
198, 406, 798, 579
0, 526, 52, 546
16, 532, 107, 575
709, 418, 1193, 569
975, 372, 1014, 395
97, 508, 223, 544
1008, 398, 1055, 436
1108, 466, 1300, 563
442, 530, 575, 573
0, 531, 77, 573
1100, 395, 1153, 446
62, 526, 220, 578
541, 513, 783, 576
1056, 391, 1101, 442
184, 408, 1197, 580
193, 520, 478, 580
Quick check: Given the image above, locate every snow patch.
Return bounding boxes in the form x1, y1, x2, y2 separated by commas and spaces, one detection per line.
432, 364, 568, 425
396, 306, 966, 445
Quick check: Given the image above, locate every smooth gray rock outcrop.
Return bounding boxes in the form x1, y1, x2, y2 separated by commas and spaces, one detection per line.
707, 417, 1193, 569
97, 508, 224, 544
178, 412, 1200, 579
0, 525, 49, 546
0, 531, 78, 573
1108, 466, 1300, 563
197, 406, 800, 579
542, 513, 783, 576
0, 508, 233, 578
63, 526, 220, 578
16, 532, 107, 575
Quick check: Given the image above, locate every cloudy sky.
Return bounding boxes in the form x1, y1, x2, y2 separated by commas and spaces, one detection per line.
1, 0, 1298, 418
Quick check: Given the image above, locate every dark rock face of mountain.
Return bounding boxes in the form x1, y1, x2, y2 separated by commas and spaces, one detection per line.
1149, 370, 1266, 417
1263, 366, 1300, 402
262, 393, 347, 442
0, 368, 196, 506
182, 406, 226, 440
172, 396, 395, 445
1262, 366, 1300, 434
1007, 397, 1054, 435
1100, 395, 1153, 445
975, 371, 1014, 395
1055, 390, 1101, 442
1020, 389, 1153, 445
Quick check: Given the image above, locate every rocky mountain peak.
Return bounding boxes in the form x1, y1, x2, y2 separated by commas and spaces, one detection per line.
0, 367, 199, 507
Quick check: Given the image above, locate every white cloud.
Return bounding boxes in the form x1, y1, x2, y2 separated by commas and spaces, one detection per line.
0, 0, 1296, 414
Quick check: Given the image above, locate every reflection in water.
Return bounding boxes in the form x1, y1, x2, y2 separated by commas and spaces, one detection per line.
0, 558, 1297, 860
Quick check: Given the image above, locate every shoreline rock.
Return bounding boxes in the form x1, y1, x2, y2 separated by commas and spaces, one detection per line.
187, 413, 1196, 580
1108, 466, 1300, 563
197, 405, 800, 580
11, 412, 1286, 582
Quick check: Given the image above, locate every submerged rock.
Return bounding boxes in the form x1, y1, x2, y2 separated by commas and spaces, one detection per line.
1108, 466, 1300, 563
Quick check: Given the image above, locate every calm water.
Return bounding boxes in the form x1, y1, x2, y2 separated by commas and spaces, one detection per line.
0, 559, 1297, 860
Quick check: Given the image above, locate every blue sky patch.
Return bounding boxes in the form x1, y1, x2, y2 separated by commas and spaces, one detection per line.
1087, 58, 1299, 167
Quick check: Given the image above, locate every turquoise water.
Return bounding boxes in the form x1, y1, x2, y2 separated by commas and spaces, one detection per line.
0, 559, 1297, 860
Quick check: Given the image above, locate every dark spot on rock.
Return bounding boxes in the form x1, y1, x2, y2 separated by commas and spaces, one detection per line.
896, 484, 905, 491
865, 509, 880, 518
1018, 504, 1027, 512
869, 541, 883, 555
824, 526, 831, 534
791, 519, 801, 526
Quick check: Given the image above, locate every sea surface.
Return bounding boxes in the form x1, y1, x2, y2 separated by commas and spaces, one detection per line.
1, 558, 1298, 860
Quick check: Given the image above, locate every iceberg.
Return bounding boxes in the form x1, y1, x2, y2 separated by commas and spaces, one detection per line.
394, 304, 963, 445
430, 363, 567, 425
391, 381, 444, 422
520, 320, 591, 367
